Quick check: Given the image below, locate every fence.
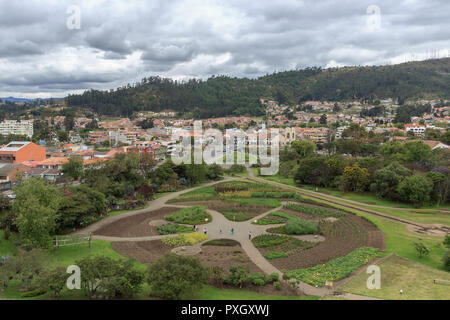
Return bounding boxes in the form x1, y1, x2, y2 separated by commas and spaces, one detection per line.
54, 233, 92, 250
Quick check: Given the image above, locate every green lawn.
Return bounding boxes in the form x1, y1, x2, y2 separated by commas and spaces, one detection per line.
228, 198, 281, 208
256, 175, 450, 226
0, 230, 16, 256
259, 175, 296, 186
303, 186, 450, 210
341, 255, 450, 300
192, 285, 319, 300
1, 238, 316, 301
309, 198, 449, 271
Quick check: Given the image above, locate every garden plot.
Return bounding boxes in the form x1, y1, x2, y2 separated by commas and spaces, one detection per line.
112, 240, 172, 265
95, 207, 179, 237
168, 180, 300, 221
196, 242, 263, 274
268, 213, 384, 271
252, 234, 318, 260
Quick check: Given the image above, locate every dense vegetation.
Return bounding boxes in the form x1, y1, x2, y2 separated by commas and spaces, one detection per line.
277, 124, 450, 207
66, 58, 450, 118
0, 154, 224, 249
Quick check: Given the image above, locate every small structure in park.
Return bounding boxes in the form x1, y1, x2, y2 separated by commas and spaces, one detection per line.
54, 234, 92, 251
325, 280, 334, 289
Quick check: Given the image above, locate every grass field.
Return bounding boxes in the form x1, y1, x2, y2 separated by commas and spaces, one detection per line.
255, 175, 450, 226
341, 255, 450, 300
0, 230, 16, 256
193, 286, 319, 300
310, 198, 448, 271
1, 238, 318, 301
303, 186, 450, 210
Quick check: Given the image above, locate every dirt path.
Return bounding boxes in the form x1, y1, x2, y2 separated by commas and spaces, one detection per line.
243, 176, 450, 236
76, 177, 381, 299
73, 177, 238, 235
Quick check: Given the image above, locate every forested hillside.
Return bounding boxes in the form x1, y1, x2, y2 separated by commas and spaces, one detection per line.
66, 58, 450, 118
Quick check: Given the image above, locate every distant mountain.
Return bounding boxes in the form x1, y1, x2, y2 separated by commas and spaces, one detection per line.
67, 58, 450, 118
0, 97, 34, 103
0, 97, 64, 103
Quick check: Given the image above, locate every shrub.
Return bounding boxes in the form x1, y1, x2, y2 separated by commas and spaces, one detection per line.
165, 206, 211, 225
161, 232, 208, 247
157, 223, 194, 235
444, 235, 450, 249
147, 254, 208, 299
21, 288, 47, 298
414, 242, 430, 258
284, 218, 318, 235
283, 203, 342, 218
249, 272, 266, 286
76, 256, 145, 299
287, 247, 382, 287
252, 278, 266, 286
442, 250, 450, 271
265, 252, 289, 259
273, 281, 281, 290
252, 234, 290, 248
203, 239, 240, 246
397, 175, 433, 207
267, 273, 280, 283
251, 191, 302, 200
224, 265, 250, 288
36, 266, 68, 299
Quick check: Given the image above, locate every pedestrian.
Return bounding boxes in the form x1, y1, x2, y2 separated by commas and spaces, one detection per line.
203, 227, 207, 235
248, 231, 252, 240
231, 228, 234, 235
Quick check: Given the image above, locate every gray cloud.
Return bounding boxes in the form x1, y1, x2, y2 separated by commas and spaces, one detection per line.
0, 0, 449, 97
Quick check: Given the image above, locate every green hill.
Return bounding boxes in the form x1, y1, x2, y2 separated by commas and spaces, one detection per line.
66, 58, 450, 118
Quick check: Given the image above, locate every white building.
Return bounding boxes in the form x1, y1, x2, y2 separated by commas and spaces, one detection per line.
0, 120, 33, 138
404, 123, 426, 136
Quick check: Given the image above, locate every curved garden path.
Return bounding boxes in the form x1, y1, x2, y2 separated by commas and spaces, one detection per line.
242, 174, 450, 236
73, 176, 379, 299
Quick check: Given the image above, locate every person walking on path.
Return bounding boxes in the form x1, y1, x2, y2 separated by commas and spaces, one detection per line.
231, 228, 234, 235
203, 227, 207, 235
248, 231, 252, 240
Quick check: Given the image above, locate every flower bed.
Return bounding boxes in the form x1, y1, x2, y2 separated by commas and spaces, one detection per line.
161, 232, 208, 247
286, 247, 383, 287
165, 206, 211, 225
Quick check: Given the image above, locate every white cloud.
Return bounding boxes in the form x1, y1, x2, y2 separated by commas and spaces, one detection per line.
0, 0, 449, 97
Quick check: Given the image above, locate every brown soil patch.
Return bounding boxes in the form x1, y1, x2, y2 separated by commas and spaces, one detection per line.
96, 207, 179, 237
112, 240, 172, 265
176, 200, 274, 220
216, 281, 301, 297
195, 245, 263, 274
263, 213, 385, 271
278, 208, 322, 221
406, 224, 450, 237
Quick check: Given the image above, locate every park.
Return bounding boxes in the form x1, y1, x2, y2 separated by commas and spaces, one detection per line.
0, 152, 449, 300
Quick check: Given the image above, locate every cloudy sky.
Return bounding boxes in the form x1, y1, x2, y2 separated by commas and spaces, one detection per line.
1, 0, 449, 98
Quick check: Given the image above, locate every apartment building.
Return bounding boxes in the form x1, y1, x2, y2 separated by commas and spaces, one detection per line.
0, 141, 46, 164
0, 120, 33, 138
89, 131, 109, 145
404, 123, 426, 136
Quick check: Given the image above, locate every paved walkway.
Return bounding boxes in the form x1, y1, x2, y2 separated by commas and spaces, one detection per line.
75, 177, 377, 299
73, 176, 237, 235
243, 176, 450, 233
